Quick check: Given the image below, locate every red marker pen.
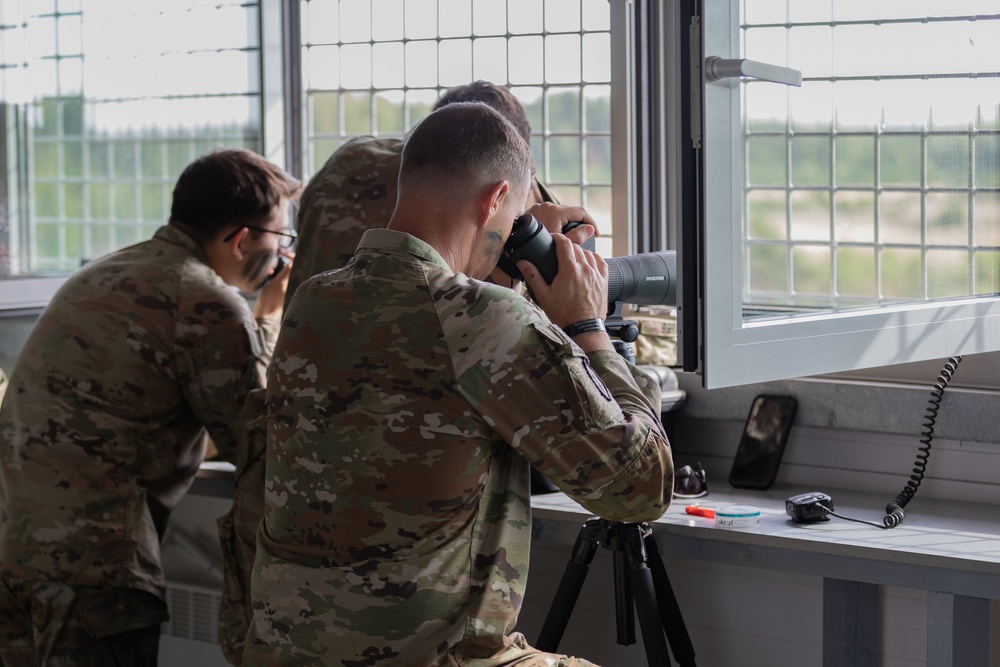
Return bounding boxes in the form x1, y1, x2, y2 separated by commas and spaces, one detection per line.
685, 505, 715, 519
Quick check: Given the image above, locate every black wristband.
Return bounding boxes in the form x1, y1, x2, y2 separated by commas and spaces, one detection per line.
563, 318, 606, 338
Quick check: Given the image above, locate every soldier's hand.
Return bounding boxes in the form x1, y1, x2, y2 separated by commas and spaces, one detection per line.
527, 202, 599, 247
517, 234, 608, 329
254, 250, 294, 320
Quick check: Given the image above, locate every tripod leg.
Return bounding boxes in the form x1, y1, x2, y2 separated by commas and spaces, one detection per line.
536, 558, 590, 652
627, 564, 674, 666
536, 520, 603, 652
645, 535, 697, 667
612, 548, 635, 645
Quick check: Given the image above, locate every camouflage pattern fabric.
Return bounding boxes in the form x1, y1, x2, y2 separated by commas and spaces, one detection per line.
285, 135, 557, 308
217, 388, 268, 665
220, 135, 406, 663
0, 368, 8, 406
0, 577, 166, 667
285, 136, 404, 308
221, 134, 557, 664
0, 224, 278, 608
243, 229, 673, 666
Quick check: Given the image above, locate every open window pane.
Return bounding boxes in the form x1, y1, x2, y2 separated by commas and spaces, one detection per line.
699, 1, 1000, 388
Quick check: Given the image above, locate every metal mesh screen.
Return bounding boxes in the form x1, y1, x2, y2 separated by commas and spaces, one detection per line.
300, 0, 614, 255
742, 5, 1000, 314
0, 0, 262, 276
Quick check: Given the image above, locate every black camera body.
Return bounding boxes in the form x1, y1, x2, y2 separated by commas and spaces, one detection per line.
785, 491, 833, 522
498, 212, 677, 311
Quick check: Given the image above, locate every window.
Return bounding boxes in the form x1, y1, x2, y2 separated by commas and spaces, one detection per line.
0, 0, 622, 307
0, 0, 262, 307
298, 0, 617, 256
6, 0, 997, 391
690, 0, 1000, 388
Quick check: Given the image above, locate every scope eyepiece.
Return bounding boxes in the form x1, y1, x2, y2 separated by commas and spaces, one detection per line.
500, 213, 556, 284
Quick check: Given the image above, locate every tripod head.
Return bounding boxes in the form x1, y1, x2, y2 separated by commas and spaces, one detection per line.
606, 302, 639, 364
567, 518, 651, 563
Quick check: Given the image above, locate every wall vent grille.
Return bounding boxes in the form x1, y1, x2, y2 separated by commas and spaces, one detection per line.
163, 582, 221, 644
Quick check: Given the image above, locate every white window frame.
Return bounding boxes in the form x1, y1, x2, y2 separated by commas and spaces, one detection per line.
695, 0, 1000, 389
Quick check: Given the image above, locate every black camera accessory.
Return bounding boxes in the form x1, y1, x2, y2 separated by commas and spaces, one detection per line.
881, 355, 963, 528
785, 492, 833, 522
788, 356, 964, 531
673, 463, 708, 499
563, 318, 606, 338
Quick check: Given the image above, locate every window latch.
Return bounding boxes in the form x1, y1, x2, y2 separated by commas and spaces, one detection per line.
704, 56, 802, 87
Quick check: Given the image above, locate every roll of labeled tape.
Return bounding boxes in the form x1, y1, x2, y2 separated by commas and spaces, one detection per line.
714, 505, 761, 529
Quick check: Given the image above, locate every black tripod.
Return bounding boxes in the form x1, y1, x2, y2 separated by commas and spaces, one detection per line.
535, 518, 697, 666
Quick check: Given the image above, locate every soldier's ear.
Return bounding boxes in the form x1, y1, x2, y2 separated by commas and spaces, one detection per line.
480, 180, 510, 228
223, 226, 249, 260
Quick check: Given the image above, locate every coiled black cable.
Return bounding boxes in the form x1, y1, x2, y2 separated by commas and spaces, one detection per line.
881, 355, 963, 528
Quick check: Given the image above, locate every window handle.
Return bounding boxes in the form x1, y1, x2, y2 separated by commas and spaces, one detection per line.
704, 56, 802, 87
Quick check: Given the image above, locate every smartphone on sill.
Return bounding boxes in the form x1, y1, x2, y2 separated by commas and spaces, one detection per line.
728, 394, 798, 490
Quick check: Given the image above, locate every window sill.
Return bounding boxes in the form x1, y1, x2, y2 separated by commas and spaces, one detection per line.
0, 276, 67, 312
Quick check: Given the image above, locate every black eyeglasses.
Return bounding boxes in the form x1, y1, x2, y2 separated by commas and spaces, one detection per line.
223, 225, 298, 249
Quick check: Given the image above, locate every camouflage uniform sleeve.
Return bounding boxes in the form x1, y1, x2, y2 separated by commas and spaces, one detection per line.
174, 282, 277, 465
217, 387, 269, 664
253, 315, 281, 354
450, 288, 673, 523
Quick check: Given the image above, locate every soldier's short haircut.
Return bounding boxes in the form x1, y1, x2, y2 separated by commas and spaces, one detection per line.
169, 149, 302, 241
399, 102, 532, 195
434, 81, 533, 147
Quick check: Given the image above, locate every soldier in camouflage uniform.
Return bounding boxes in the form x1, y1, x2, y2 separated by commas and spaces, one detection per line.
243, 103, 673, 666
0, 149, 301, 666
285, 80, 555, 307
217, 82, 562, 664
